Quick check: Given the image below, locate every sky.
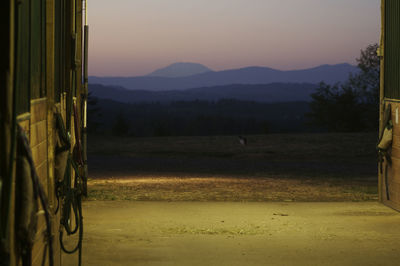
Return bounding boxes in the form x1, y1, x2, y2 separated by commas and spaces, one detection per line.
88, 0, 381, 77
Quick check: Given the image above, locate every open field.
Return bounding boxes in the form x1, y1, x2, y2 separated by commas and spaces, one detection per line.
87, 132, 378, 201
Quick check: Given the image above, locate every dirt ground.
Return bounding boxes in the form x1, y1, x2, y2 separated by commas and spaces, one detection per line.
62, 201, 400, 266
61, 133, 399, 265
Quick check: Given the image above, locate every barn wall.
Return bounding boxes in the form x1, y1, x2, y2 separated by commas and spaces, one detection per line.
384, 0, 400, 99
380, 0, 400, 211
30, 99, 51, 266
15, 0, 30, 114
4, 0, 83, 264
14, 99, 57, 266
380, 103, 400, 211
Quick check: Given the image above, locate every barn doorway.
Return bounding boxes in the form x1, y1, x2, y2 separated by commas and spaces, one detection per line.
84, 0, 385, 205
65, 0, 400, 265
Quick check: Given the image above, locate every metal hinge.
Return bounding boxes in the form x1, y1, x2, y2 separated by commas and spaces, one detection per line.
377, 46, 384, 58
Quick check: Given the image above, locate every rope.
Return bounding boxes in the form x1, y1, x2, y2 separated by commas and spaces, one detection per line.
55, 104, 84, 266
56, 9, 85, 261
59, 155, 84, 266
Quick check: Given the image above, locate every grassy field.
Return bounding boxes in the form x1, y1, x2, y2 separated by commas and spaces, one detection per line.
87, 132, 379, 201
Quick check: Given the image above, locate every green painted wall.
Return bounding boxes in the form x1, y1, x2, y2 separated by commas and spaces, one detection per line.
384, 0, 400, 99
15, 0, 47, 115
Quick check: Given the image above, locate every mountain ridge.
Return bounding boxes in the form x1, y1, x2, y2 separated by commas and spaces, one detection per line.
146, 62, 213, 78
89, 63, 357, 91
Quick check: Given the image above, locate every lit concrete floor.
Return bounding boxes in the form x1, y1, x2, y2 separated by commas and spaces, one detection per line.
63, 201, 400, 266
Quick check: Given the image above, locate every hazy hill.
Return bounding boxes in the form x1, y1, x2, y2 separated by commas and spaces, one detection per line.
146, 62, 212, 78
89, 63, 357, 91
89, 83, 318, 103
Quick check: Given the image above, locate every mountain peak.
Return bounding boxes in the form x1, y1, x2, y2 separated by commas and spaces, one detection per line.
147, 62, 213, 78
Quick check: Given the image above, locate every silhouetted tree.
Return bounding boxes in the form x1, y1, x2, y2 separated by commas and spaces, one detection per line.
308, 43, 379, 132
112, 112, 130, 136
87, 92, 102, 134
349, 43, 380, 129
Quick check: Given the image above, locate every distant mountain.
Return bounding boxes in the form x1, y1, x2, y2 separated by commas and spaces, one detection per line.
89, 83, 319, 103
89, 63, 358, 91
147, 62, 213, 78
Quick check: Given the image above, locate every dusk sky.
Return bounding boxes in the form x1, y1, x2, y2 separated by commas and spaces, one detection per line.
89, 0, 380, 77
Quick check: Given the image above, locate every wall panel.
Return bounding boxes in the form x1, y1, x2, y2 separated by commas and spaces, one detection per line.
384, 0, 400, 99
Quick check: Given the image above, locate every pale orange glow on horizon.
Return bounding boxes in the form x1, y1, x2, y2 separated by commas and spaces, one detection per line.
89, 0, 380, 77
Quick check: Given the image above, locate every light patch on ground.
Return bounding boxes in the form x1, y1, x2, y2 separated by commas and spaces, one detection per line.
87, 177, 378, 202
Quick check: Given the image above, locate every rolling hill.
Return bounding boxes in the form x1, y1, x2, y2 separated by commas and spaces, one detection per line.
89, 83, 319, 103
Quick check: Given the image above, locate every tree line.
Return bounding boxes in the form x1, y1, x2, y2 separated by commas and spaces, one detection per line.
88, 99, 310, 137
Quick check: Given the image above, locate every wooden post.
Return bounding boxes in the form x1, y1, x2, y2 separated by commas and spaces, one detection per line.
379, 0, 385, 203
46, 0, 62, 265
0, 0, 16, 265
